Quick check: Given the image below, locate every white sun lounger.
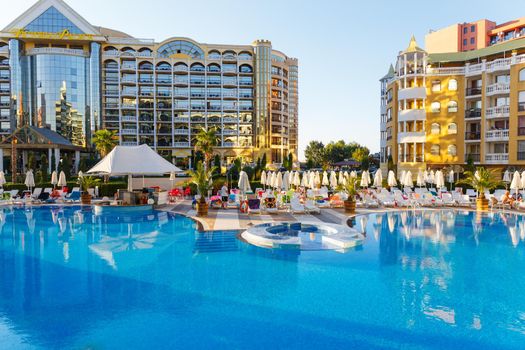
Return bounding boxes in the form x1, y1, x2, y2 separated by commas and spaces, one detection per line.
304, 199, 321, 214
290, 198, 306, 214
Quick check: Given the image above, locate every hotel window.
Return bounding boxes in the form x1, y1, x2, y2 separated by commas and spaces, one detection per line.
447, 145, 457, 156
448, 79, 457, 91
431, 144, 440, 156
431, 102, 441, 113
519, 91, 525, 112
431, 80, 441, 92
448, 101, 458, 113
448, 123, 458, 134
463, 39, 467, 46
463, 27, 468, 34
431, 123, 441, 135
519, 69, 525, 81
471, 25, 475, 32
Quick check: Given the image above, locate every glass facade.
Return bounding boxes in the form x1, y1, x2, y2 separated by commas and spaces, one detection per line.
24, 6, 83, 34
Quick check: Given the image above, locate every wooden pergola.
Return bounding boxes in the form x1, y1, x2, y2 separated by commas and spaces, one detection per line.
0, 125, 85, 178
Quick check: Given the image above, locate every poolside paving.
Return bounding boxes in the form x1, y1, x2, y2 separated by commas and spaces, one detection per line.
162, 200, 397, 231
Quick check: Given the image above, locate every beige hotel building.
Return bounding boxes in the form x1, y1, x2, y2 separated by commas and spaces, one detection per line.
0, 0, 298, 168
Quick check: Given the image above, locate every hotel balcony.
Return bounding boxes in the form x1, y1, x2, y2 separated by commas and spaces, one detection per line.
399, 153, 424, 163
397, 132, 425, 144
174, 142, 190, 148
465, 153, 480, 163
398, 109, 425, 122
223, 117, 238, 123
397, 87, 425, 101
426, 67, 465, 76
485, 129, 509, 142
173, 116, 190, 123
485, 153, 508, 164
465, 132, 481, 141
121, 129, 137, 135
465, 108, 482, 119
121, 141, 137, 146
174, 129, 190, 135
121, 115, 137, 122
222, 129, 237, 135
465, 88, 482, 98
486, 83, 510, 96
486, 58, 511, 73
485, 105, 509, 119
465, 63, 483, 76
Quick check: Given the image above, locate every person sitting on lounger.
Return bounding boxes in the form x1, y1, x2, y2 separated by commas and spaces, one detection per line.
501, 191, 515, 207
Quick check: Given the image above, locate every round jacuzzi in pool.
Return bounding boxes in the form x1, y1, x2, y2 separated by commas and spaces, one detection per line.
241, 222, 364, 250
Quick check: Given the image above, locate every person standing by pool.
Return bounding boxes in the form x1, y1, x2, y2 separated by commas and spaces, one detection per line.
220, 183, 229, 208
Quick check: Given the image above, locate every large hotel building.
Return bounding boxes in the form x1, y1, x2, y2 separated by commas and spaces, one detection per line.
0, 0, 298, 169
380, 17, 525, 174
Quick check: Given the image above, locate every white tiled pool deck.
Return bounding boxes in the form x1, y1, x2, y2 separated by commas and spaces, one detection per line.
162, 200, 407, 232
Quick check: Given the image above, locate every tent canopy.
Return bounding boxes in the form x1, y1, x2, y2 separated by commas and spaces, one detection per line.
87, 144, 182, 176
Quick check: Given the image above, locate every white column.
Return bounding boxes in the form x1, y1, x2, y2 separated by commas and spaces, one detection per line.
413, 142, 417, 162
74, 151, 80, 174
404, 143, 407, 162
48, 148, 52, 173
54, 148, 60, 171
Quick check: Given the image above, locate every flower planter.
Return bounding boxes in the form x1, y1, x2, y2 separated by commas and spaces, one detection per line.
81, 193, 92, 205
476, 197, 488, 211
344, 200, 356, 214
196, 201, 209, 217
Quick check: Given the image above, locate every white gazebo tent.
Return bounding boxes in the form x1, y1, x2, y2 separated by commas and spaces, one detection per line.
87, 144, 182, 191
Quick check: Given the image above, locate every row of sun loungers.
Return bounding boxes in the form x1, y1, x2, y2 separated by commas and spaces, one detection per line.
0, 187, 83, 205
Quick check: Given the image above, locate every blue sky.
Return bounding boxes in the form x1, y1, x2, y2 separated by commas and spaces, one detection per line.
1, 0, 522, 159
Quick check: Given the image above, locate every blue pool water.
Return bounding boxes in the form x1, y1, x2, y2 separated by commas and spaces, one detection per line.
1, 206, 525, 349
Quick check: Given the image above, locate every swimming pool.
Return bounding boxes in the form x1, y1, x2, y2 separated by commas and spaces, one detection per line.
1, 207, 525, 349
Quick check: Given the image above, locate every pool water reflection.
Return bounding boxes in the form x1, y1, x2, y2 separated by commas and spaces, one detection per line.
0, 207, 525, 349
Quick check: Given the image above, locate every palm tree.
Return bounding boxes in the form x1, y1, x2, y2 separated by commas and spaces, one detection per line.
92, 129, 118, 158
459, 167, 501, 198
194, 127, 218, 169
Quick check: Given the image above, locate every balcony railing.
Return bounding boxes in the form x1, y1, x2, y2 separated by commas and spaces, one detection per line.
486, 82, 510, 96
466, 87, 482, 96
465, 153, 480, 163
485, 129, 509, 140
486, 105, 510, 119
174, 142, 190, 147
465, 132, 481, 140
465, 108, 482, 118
121, 129, 137, 135
174, 129, 189, 135
485, 153, 509, 163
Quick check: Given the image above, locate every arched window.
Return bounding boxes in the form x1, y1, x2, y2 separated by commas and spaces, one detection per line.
448, 123, 458, 134
431, 102, 441, 113
208, 50, 221, 59
238, 51, 253, 60
103, 46, 118, 52
121, 47, 135, 53
448, 79, 458, 91
104, 60, 118, 69
138, 61, 153, 70
520, 68, 525, 82
173, 63, 188, 72
207, 63, 221, 72
448, 100, 458, 113
239, 64, 253, 73
190, 63, 205, 72
222, 50, 237, 59
448, 144, 457, 156
431, 144, 440, 156
138, 47, 152, 54
157, 40, 204, 59
156, 62, 171, 71
431, 123, 441, 135
432, 80, 441, 92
